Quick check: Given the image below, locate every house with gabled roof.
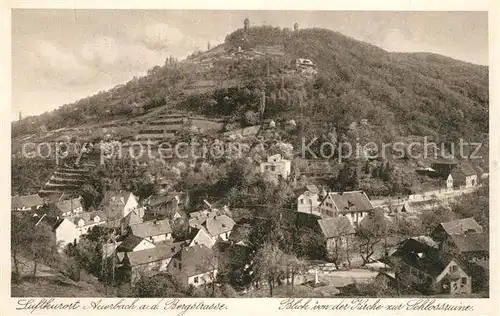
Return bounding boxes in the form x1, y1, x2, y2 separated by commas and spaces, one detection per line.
186, 227, 216, 249
167, 244, 218, 288
390, 237, 472, 295
431, 217, 483, 244
100, 191, 141, 218
146, 192, 187, 219
319, 190, 374, 226
130, 219, 173, 244
121, 240, 187, 285
70, 210, 106, 236
12, 194, 44, 212
33, 214, 80, 251
295, 184, 322, 216
450, 163, 478, 189
188, 213, 235, 242
116, 234, 155, 253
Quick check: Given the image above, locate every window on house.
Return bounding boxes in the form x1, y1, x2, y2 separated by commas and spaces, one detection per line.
194, 277, 199, 284
450, 265, 458, 273
461, 277, 467, 285
300, 199, 304, 204
173, 261, 177, 268
179, 263, 182, 270
270, 165, 276, 172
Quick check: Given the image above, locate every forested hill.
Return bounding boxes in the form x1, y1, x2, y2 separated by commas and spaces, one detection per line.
13, 26, 488, 145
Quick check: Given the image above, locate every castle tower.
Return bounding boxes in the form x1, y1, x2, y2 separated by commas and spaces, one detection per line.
207, 42, 211, 51
19, 111, 22, 121
294, 22, 299, 32
244, 18, 250, 32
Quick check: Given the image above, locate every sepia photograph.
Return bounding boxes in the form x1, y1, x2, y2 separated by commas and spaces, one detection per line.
10, 9, 489, 300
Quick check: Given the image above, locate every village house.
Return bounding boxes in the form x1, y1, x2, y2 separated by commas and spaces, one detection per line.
319, 191, 374, 226
187, 227, 216, 249
116, 234, 155, 253
430, 217, 483, 244
11, 194, 44, 212
189, 212, 236, 243
295, 184, 322, 216
146, 192, 188, 219
430, 161, 478, 189
390, 237, 472, 295
317, 216, 355, 265
449, 164, 478, 189
34, 214, 80, 251
100, 191, 143, 226
129, 219, 173, 244
50, 197, 84, 217
440, 232, 489, 264
168, 244, 218, 288
71, 211, 107, 236
431, 217, 488, 264
259, 154, 291, 181
120, 241, 187, 285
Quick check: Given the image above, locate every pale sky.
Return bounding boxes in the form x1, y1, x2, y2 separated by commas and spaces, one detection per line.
12, 10, 488, 120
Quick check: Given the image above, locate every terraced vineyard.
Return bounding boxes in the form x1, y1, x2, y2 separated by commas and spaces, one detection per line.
39, 165, 91, 197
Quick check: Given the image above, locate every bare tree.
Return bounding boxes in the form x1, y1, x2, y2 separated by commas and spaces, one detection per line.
253, 242, 286, 297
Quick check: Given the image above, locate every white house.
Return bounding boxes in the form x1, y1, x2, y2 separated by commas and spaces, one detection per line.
296, 184, 322, 216
72, 211, 106, 236
259, 154, 291, 181
35, 214, 80, 251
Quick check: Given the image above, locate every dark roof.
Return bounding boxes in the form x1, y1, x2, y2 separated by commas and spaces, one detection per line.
458, 163, 477, 176
449, 232, 489, 253
323, 191, 373, 213
393, 238, 470, 277
33, 214, 65, 230
317, 216, 355, 239
440, 217, 483, 236
117, 235, 150, 252
126, 241, 185, 266
172, 244, 216, 276
12, 194, 44, 209
130, 219, 172, 238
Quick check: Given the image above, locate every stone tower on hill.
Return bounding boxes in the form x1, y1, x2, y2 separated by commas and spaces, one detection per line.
244, 18, 250, 32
